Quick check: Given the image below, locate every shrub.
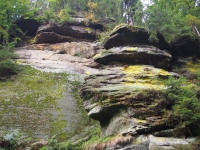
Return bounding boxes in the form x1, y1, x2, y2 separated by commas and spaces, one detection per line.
58, 8, 72, 24
84, 1, 98, 26
164, 76, 200, 136
0, 42, 20, 77
36, 9, 57, 24
0, 129, 31, 150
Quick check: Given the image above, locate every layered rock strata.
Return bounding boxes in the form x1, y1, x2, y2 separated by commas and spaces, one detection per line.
34, 18, 103, 44
103, 24, 170, 50
79, 25, 195, 149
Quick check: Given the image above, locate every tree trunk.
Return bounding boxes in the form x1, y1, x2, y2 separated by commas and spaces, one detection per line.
192, 24, 200, 37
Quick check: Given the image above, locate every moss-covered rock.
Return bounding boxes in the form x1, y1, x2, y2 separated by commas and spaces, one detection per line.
35, 24, 97, 44
94, 46, 172, 69
81, 65, 178, 136
103, 24, 170, 50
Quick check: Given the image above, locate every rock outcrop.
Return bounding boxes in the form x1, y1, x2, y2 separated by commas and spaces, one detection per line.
81, 65, 178, 136
94, 46, 171, 69
79, 25, 199, 149
103, 24, 170, 50
34, 18, 103, 44
26, 42, 102, 59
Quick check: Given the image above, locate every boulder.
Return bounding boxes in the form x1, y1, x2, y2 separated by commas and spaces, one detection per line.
35, 24, 97, 44
94, 46, 172, 69
103, 24, 150, 49
171, 35, 200, 57
103, 24, 170, 50
81, 65, 178, 136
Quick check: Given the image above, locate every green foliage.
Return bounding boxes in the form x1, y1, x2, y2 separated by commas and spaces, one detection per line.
37, 9, 57, 24
97, 31, 111, 43
0, 42, 20, 77
164, 76, 200, 133
58, 8, 72, 24
78, 128, 116, 150
84, 1, 99, 26
0, 129, 31, 150
0, 0, 32, 43
39, 135, 79, 150
144, 0, 200, 42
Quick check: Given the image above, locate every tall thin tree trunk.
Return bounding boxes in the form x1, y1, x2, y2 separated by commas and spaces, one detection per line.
192, 24, 200, 37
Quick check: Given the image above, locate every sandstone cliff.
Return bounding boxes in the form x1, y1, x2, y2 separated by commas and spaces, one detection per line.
80, 24, 199, 150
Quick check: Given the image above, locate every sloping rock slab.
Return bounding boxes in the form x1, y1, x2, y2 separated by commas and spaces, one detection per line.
103, 24, 170, 50
27, 42, 103, 58
94, 46, 172, 70
35, 24, 96, 44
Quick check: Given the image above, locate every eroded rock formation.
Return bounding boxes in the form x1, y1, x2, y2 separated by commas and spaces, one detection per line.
80, 25, 198, 149
94, 46, 171, 69
103, 24, 170, 50
34, 18, 103, 44
170, 35, 200, 57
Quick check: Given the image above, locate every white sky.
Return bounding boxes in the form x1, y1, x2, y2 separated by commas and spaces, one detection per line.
141, 0, 152, 10
141, 0, 152, 5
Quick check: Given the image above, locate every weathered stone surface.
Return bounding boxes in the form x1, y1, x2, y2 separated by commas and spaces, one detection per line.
171, 35, 200, 57
67, 18, 104, 31
148, 135, 195, 150
35, 24, 97, 44
103, 24, 150, 49
94, 46, 172, 69
35, 32, 78, 44
81, 65, 178, 136
103, 24, 170, 50
26, 42, 103, 59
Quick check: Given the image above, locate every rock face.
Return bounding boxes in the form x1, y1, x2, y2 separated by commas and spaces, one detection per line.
79, 25, 198, 149
94, 46, 171, 69
81, 65, 178, 135
27, 42, 102, 59
103, 24, 170, 50
35, 19, 103, 44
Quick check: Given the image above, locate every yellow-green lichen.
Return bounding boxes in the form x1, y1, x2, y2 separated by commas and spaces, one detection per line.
126, 47, 138, 51
112, 23, 128, 33
93, 52, 103, 59
122, 66, 144, 74
185, 60, 200, 73
121, 66, 167, 89
85, 71, 91, 75
135, 119, 147, 124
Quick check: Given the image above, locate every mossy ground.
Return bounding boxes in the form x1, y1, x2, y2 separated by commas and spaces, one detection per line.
0, 66, 91, 142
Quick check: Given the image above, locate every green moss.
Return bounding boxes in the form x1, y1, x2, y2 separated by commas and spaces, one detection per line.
111, 24, 147, 35
0, 66, 90, 142
111, 23, 128, 33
